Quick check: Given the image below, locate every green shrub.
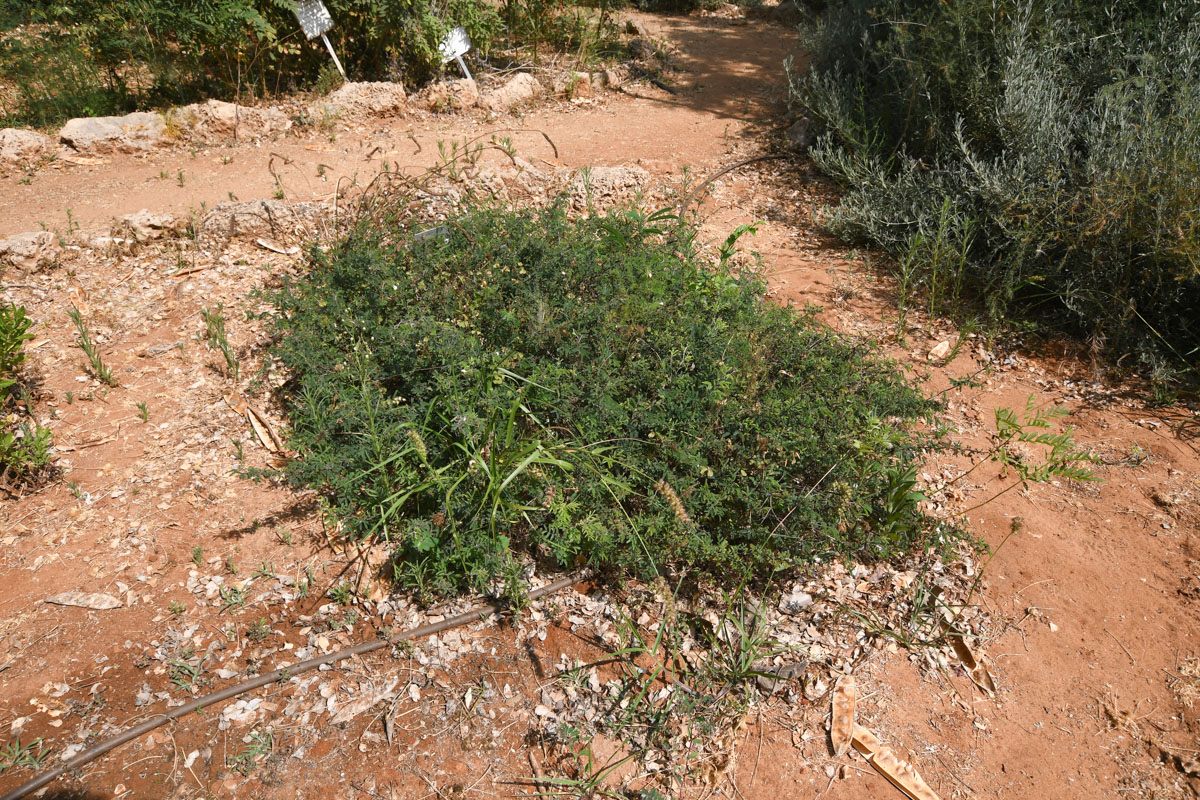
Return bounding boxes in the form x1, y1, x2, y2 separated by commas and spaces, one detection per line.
268, 205, 938, 597
791, 0, 1200, 380
0, 0, 503, 126
499, 0, 621, 64
0, 303, 52, 485
0, 303, 33, 402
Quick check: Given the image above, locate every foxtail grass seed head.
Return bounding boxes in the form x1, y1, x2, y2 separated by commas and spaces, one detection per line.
654, 478, 692, 525
406, 428, 428, 464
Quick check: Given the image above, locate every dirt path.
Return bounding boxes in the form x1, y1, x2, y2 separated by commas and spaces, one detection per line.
1, 9, 1197, 800
0, 15, 784, 240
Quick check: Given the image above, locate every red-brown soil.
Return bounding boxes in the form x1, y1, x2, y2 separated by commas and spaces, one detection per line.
1, 9, 1196, 800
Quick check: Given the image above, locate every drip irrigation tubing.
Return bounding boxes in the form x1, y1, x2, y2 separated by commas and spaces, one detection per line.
0, 570, 593, 800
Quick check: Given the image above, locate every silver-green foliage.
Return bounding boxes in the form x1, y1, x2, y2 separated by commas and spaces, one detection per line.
792, 0, 1200, 378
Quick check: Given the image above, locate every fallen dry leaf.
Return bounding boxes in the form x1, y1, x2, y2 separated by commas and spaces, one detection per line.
329, 678, 399, 725
223, 391, 248, 416
67, 284, 89, 315
852, 724, 882, 757
852, 725, 941, 800
246, 405, 283, 452
254, 238, 300, 256
869, 744, 941, 800
830, 674, 856, 756
44, 591, 122, 610
949, 633, 997, 695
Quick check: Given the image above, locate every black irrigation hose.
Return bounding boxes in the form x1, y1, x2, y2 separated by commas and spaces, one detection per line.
0, 570, 593, 800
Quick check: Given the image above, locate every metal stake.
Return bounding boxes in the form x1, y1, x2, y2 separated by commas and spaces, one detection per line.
454, 54, 473, 81
321, 32, 347, 80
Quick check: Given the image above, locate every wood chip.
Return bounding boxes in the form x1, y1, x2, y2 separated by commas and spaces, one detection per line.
830, 674, 856, 756
61, 155, 109, 166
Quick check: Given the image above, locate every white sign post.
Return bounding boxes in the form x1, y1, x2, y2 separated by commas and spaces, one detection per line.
438, 27, 473, 81
294, 0, 347, 81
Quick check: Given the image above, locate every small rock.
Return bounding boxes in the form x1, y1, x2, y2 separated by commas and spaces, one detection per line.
625, 18, 650, 36
552, 71, 595, 99
779, 591, 814, 615
480, 73, 543, 113
45, 591, 122, 610
218, 698, 262, 729
199, 198, 324, 243
600, 66, 631, 90
768, 1, 810, 27
0, 231, 60, 270
628, 37, 657, 60
785, 118, 814, 151
174, 100, 291, 141
627, 37, 665, 72
0, 128, 53, 166
119, 210, 181, 242
422, 78, 480, 112
323, 81, 407, 117
928, 340, 952, 361
60, 111, 165, 154
569, 165, 649, 208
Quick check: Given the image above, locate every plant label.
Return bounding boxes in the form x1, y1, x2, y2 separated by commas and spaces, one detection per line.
294, 0, 335, 40
439, 27, 473, 80
439, 27, 471, 61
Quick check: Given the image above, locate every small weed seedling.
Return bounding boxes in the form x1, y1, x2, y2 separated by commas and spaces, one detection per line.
191, 546, 204, 566
136, 401, 149, 422
247, 618, 272, 642
168, 600, 186, 617
1, 303, 34, 398
717, 221, 761, 269
200, 305, 239, 382
943, 395, 1099, 518
229, 728, 273, 776
219, 584, 248, 611
0, 737, 47, 774
67, 307, 117, 386
327, 581, 354, 606
168, 649, 206, 692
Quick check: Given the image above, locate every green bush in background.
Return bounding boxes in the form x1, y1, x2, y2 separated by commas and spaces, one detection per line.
0, 0, 502, 126
268, 205, 938, 597
792, 0, 1200, 382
